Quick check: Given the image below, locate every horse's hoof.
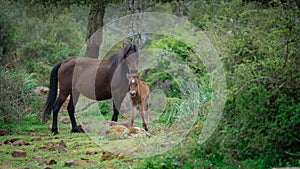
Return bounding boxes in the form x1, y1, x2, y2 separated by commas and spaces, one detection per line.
71, 128, 84, 133
142, 123, 148, 131
51, 128, 59, 135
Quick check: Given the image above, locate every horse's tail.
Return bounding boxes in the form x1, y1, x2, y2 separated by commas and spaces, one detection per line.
42, 62, 62, 123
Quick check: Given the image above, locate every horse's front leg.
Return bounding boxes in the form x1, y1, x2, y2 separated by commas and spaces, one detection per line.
112, 102, 119, 122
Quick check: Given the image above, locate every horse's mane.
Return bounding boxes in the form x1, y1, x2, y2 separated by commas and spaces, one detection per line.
108, 44, 137, 66
108, 54, 120, 65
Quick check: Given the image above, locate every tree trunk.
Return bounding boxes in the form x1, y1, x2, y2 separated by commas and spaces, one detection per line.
124, 0, 143, 47
85, 2, 105, 58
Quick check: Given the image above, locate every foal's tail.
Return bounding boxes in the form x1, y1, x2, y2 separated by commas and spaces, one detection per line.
42, 62, 62, 123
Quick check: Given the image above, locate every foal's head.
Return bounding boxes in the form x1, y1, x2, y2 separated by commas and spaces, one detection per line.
127, 73, 140, 97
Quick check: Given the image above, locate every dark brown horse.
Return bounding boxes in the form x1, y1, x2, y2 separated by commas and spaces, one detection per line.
43, 44, 138, 135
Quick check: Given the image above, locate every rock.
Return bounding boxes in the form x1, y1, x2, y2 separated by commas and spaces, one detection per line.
48, 159, 57, 165
57, 140, 68, 152
81, 157, 89, 161
101, 151, 114, 161
12, 150, 27, 158
3, 138, 19, 144
12, 139, 30, 146
106, 125, 129, 139
31, 137, 42, 141
107, 120, 132, 128
64, 160, 76, 167
57, 146, 68, 152
128, 127, 151, 138
58, 140, 67, 148
86, 151, 98, 155
39, 145, 48, 150
0, 129, 9, 136
32, 155, 42, 161
33, 148, 39, 152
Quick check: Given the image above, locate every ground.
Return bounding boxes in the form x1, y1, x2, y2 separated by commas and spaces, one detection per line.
0, 112, 150, 169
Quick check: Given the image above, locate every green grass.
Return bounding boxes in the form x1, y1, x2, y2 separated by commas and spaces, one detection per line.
0, 107, 270, 169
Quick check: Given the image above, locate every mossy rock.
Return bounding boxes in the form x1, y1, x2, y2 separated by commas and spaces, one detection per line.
106, 125, 129, 139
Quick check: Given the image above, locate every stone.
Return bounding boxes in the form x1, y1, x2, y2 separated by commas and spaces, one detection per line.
3, 138, 19, 144
106, 125, 129, 139
31, 137, 42, 141
64, 160, 75, 167
101, 151, 114, 161
12, 150, 27, 158
127, 127, 151, 138
86, 151, 98, 155
32, 155, 42, 161
48, 159, 57, 165
57, 140, 68, 152
12, 139, 29, 146
106, 120, 131, 128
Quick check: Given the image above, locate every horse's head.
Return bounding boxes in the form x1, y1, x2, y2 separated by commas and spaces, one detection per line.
120, 44, 138, 74
127, 73, 139, 97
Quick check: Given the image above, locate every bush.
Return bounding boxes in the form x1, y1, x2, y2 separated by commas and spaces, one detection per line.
0, 1, 16, 66
188, 0, 300, 167
0, 70, 27, 124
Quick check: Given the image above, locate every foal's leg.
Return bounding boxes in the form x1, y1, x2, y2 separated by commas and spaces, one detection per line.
145, 96, 150, 128
52, 93, 69, 135
67, 90, 82, 133
130, 103, 135, 128
140, 101, 148, 131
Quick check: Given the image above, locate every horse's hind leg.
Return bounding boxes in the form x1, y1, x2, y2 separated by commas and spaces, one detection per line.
52, 93, 69, 135
68, 90, 82, 133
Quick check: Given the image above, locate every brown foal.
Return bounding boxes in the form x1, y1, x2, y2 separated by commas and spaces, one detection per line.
127, 73, 150, 131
